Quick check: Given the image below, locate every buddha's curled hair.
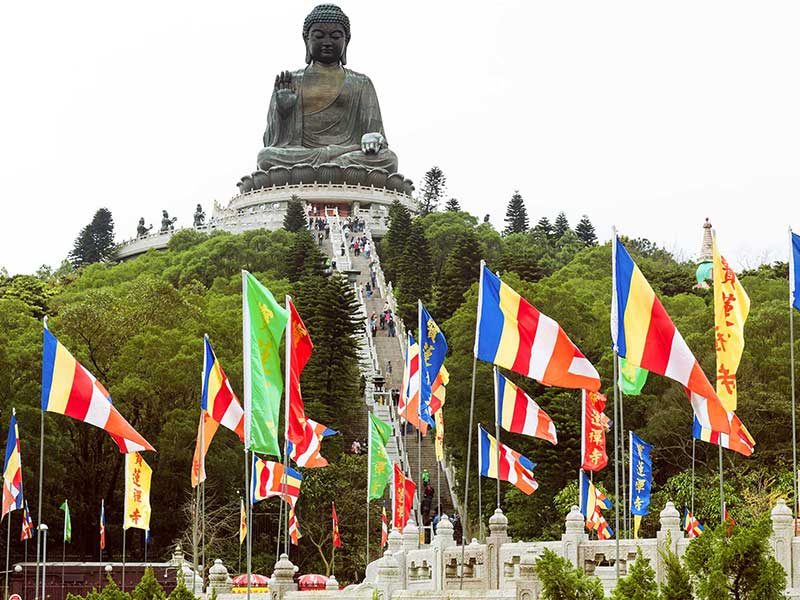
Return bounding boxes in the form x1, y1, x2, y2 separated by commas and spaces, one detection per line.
303, 4, 351, 42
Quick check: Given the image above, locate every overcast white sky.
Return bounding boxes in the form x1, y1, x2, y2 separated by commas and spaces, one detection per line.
1, 1, 798, 275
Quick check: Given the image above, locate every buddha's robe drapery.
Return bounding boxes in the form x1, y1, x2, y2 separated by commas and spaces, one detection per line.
256, 67, 398, 172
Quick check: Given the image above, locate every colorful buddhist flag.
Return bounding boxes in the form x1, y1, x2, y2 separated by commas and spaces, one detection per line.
724, 507, 736, 537
41, 325, 154, 453
628, 432, 653, 538
60, 500, 71, 542
203, 335, 245, 440
683, 509, 705, 538
191, 410, 220, 488
434, 409, 445, 462
611, 237, 731, 435
288, 503, 301, 546
332, 502, 341, 548
712, 236, 750, 411
368, 412, 393, 500
400, 334, 425, 433
242, 271, 288, 457
618, 357, 648, 395
581, 390, 609, 471
494, 369, 557, 445
429, 365, 449, 417
21, 500, 33, 541
579, 470, 613, 538
2, 410, 23, 519
693, 411, 754, 456
478, 425, 538, 495
588, 508, 614, 540
791, 230, 800, 311
418, 302, 447, 431
392, 464, 416, 532
239, 497, 247, 545
100, 499, 106, 550
475, 264, 601, 391
251, 458, 302, 507
124, 452, 152, 530
287, 419, 337, 468
381, 505, 388, 548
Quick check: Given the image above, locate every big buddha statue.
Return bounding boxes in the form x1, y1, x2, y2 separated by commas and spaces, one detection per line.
255, 4, 398, 174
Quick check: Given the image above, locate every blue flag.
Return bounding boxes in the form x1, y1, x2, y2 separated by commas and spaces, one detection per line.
791, 231, 800, 311
629, 432, 653, 517
418, 302, 447, 428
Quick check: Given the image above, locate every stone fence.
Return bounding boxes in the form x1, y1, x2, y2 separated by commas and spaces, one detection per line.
206, 499, 799, 599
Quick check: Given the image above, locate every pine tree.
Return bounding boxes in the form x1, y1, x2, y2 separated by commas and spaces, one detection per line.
417, 166, 447, 215
575, 215, 598, 247
396, 221, 433, 324
503, 191, 529, 235
132, 567, 166, 600
553, 211, 570, 239
535, 549, 604, 600
531, 216, 553, 241
611, 548, 658, 600
444, 197, 461, 212
382, 200, 413, 283
69, 208, 115, 268
659, 542, 692, 600
433, 230, 482, 322
283, 195, 308, 232
286, 230, 326, 282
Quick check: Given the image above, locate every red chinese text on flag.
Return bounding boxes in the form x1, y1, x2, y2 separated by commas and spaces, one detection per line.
332, 502, 342, 548
581, 390, 609, 471
392, 464, 416, 532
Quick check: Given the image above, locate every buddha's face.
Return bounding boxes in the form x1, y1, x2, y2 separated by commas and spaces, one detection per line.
306, 22, 347, 65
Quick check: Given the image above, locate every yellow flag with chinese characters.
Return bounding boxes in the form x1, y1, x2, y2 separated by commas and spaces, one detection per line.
434, 409, 444, 462
712, 235, 750, 411
124, 452, 152, 530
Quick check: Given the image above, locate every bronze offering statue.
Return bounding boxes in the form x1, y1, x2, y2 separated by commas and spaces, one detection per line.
160, 210, 177, 233
193, 204, 206, 227
137, 218, 153, 238
256, 4, 398, 173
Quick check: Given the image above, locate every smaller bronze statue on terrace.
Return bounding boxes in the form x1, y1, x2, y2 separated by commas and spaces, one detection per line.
137, 218, 153, 238
160, 210, 178, 233
193, 204, 206, 227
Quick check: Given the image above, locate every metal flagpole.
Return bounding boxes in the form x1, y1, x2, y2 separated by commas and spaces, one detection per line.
789, 226, 798, 519
719, 446, 725, 524
121, 529, 126, 592
612, 352, 621, 579
144, 530, 148, 564
61, 527, 66, 599
493, 367, 501, 510
275, 498, 284, 563
5, 512, 11, 600
192, 477, 199, 593
691, 439, 696, 515
39, 524, 47, 600
619, 383, 627, 538
477, 429, 483, 541
25, 539, 28, 599
282, 296, 292, 556
437, 460, 441, 519
460, 259, 484, 590
417, 429, 422, 528
201, 481, 206, 592
365, 410, 371, 567
34, 405, 44, 600
246, 450, 252, 600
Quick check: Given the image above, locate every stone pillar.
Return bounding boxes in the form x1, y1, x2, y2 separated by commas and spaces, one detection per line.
325, 575, 339, 591
431, 514, 455, 590
656, 501, 682, 584
374, 551, 402, 600
208, 559, 231, 594
403, 519, 420, 552
515, 548, 538, 600
771, 498, 793, 583
561, 505, 586, 568
486, 508, 511, 589
269, 553, 297, 600
388, 528, 404, 554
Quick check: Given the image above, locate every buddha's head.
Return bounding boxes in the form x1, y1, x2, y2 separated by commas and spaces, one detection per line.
303, 4, 350, 66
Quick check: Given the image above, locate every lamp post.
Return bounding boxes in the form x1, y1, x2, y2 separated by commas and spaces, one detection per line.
39, 525, 48, 600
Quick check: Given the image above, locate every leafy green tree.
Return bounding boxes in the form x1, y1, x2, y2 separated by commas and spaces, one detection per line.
575, 215, 598, 247
683, 520, 786, 599
535, 549, 604, 600
283, 195, 307, 232
553, 211, 570, 239
70, 208, 116, 267
611, 548, 658, 600
417, 210, 479, 281
132, 567, 166, 600
659, 541, 692, 600
503, 191, 529, 235
417, 166, 446, 215
0, 274, 54, 318
433, 229, 482, 322
444, 197, 461, 211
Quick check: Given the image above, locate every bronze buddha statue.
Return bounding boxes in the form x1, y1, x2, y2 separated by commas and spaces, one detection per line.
256, 4, 398, 174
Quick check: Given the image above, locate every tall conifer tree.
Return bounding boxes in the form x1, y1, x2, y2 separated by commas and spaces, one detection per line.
552, 211, 570, 239
503, 191, 529, 235
283, 196, 308, 232
69, 208, 115, 268
433, 230, 482, 322
575, 215, 598, 247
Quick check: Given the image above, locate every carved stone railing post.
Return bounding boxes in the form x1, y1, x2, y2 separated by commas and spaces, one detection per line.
656, 501, 682, 584
208, 559, 231, 593
431, 514, 455, 590
562, 505, 586, 568
325, 574, 339, 591
374, 551, 402, 600
770, 498, 793, 583
487, 508, 511, 589
269, 553, 297, 600
403, 519, 420, 552
516, 547, 538, 600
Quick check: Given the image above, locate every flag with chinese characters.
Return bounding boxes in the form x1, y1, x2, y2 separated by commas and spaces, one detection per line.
581, 390, 609, 471
618, 357, 648, 395
242, 271, 288, 457
434, 409, 445, 462
239, 497, 247, 545
332, 502, 341, 548
392, 464, 416, 532
418, 303, 448, 432
712, 235, 750, 411
368, 413, 393, 500
124, 452, 152, 530
628, 432, 653, 538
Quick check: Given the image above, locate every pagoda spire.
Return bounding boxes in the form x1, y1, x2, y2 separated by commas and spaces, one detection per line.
694, 218, 713, 289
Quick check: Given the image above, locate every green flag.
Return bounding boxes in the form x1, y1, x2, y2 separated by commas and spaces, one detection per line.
618, 357, 648, 395
242, 271, 288, 457
368, 412, 393, 500
60, 499, 71, 543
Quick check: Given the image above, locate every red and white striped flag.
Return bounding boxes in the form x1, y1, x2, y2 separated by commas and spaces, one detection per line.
288, 504, 301, 545
381, 506, 388, 548
494, 369, 557, 444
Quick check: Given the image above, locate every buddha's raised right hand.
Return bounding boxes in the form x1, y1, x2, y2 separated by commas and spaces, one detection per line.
274, 70, 297, 116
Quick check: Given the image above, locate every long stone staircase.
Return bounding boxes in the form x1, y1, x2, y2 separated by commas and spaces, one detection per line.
321, 213, 457, 533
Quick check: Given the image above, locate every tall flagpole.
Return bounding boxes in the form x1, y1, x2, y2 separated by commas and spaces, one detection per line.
35, 321, 46, 600
493, 367, 501, 510
365, 410, 371, 567
610, 231, 620, 579
416, 299, 423, 531
690, 439, 696, 515
201, 480, 206, 592
245, 450, 252, 600
281, 295, 292, 556
242, 271, 252, 600
5, 512, 11, 600
790, 226, 798, 519
460, 259, 485, 590
121, 529, 126, 592
477, 427, 483, 540
619, 383, 627, 538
